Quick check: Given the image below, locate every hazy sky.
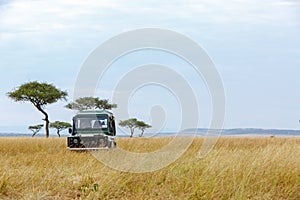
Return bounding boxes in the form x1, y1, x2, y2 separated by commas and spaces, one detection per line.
0, 0, 300, 134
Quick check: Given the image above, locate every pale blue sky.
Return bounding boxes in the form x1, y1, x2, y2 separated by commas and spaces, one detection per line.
0, 0, 300, 134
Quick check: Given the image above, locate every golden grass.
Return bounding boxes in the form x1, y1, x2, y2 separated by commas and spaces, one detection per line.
0, 137, 299, 199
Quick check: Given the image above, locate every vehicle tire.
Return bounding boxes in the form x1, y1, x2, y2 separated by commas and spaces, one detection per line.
107, 140, 111, 148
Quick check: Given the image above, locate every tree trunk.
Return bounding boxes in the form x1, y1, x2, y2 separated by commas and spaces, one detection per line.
57, 130, 60, 137
45, 116, 49, 138
130, 127, 134, 137
32, 131, 38, 137
36, 105, 50, 138
140, 130, 144, 137
130, 129, 133, 137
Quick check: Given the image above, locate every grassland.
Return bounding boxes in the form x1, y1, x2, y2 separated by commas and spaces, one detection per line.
0, 137, 299, 199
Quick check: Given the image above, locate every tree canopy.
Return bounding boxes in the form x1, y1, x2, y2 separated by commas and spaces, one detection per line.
7, 81, 68, 138
50, 121, 71, 137
136, 121, 152, 137
119, 118, 151, 137
119, 118, 138, 137
65, 97, 117, 110
28, 124, 44, 137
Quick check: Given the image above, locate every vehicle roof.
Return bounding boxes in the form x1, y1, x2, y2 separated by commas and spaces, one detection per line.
75, 109, 114, 117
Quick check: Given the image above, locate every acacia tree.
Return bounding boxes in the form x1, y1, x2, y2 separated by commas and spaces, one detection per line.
50, 121, 71, 137
119, 118, 151, 137
28, 124, 44, 137
119, 118, 138, 137
7, 81, 68, 138
65, 97, 117, 110
136, 121, 151, 137
95, 99, 117, 110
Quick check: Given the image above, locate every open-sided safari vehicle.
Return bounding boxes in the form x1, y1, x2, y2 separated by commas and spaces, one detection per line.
67, 110, 116, 150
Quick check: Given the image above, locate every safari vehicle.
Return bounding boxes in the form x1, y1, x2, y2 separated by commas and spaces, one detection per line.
67, 110, 116, 150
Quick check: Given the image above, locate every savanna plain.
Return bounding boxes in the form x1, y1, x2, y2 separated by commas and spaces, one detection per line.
0, 137, 299, 199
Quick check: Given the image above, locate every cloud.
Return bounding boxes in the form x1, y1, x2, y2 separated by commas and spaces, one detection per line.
1, 0, 300, 131
1, 0, 299, 39
183, 0, 299, 26
272, 0, 300, 6
0, 0, 117, 40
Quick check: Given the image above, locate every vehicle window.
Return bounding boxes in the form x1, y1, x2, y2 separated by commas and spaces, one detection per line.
75, 117, 108, 129
92, 119, 108, 129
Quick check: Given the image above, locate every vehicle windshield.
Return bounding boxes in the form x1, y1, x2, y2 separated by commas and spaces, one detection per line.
75, 116, 108, 130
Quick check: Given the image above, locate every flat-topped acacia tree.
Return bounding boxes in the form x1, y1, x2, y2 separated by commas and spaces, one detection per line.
136, 121, 151, 137
119, 118, 138, 137
50, 121, 71, 137
7, 81, 68, 138
119, 118, 151, 137
65, 97, 117, 110
28, 124, 44, 137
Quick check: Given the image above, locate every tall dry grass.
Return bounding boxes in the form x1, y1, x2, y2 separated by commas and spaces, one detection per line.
0, 137, 299, 199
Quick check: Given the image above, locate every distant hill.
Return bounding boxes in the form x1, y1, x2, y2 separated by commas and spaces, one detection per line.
182, 128, 300, 136
1, 128, 300, 137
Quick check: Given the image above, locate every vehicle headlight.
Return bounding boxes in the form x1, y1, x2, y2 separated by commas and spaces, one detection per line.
73, 138, 78, 144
